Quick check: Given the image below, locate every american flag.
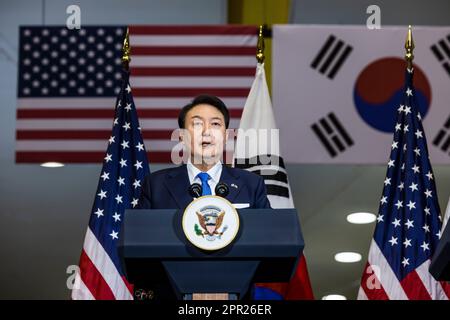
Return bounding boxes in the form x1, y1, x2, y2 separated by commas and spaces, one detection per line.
16, 25, 257, 163
71, 69, 150, 300
358, 67, 450, 300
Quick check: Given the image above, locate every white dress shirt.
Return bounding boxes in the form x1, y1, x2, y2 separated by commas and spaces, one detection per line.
186, 160, 222, 195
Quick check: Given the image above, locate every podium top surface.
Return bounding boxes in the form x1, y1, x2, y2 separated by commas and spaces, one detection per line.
119, 208, 304, 259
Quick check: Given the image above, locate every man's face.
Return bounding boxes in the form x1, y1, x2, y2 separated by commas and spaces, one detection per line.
182, 104, 227, 165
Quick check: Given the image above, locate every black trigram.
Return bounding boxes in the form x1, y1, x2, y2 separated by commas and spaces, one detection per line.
432, 115, 450, 154
311, 112, 354, 157
234, 154, 290, 198
311, 34, 353, 79
430, 35, 450, 77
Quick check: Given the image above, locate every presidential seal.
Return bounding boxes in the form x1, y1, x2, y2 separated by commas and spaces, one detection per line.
182, 195, 240, 251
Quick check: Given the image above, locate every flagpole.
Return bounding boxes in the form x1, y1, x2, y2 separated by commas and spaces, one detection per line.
405, 25, 414, 69
256, 25, 265, 64
122, 27, 131, 71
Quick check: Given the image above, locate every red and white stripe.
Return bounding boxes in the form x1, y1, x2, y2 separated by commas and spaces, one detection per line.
358, 239, 450, 300
16, 25, 257, 163
72, 227, 133, 300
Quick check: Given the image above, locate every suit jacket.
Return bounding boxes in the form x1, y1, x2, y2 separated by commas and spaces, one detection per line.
138, 164, 271, 210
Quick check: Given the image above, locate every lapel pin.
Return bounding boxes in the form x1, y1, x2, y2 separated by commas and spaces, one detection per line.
231, 183, 238, 189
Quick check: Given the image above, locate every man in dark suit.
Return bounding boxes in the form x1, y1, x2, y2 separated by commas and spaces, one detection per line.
139, 94, 271, 210
136, 94, 270, 300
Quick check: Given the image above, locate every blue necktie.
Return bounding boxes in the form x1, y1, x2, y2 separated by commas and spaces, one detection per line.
197, 172, 212, 196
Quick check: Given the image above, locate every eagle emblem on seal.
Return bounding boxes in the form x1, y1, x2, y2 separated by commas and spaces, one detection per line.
194, 206, 228, 241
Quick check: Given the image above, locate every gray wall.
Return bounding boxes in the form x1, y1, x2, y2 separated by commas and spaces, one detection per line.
290, 0, 450, 25
0, 0, 449, 300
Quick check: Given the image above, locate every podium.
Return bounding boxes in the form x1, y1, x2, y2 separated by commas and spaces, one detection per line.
118, 208, 304, 300
430, 222, 450, 281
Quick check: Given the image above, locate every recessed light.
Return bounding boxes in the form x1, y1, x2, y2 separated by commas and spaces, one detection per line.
334, 252, 362, 263
322, 294, 347, 300
40, 162, 65, 168
346, 212, 376, 224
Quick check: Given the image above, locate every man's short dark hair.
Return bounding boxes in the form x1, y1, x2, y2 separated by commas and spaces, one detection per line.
178, 94, 230, 129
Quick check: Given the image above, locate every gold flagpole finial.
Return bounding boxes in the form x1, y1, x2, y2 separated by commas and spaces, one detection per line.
122, 27, 131, 70
405, 25, 414, 69
256, 25, 265, 64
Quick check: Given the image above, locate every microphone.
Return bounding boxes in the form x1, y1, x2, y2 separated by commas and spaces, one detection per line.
189, 183, 203, 198
215, 182, 229, 198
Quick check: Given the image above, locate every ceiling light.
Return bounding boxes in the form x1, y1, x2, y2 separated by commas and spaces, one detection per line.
346, 212, 376, 224
40, 162, 65, 168
334, 252, 362, 263
322, 294, 347, 300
